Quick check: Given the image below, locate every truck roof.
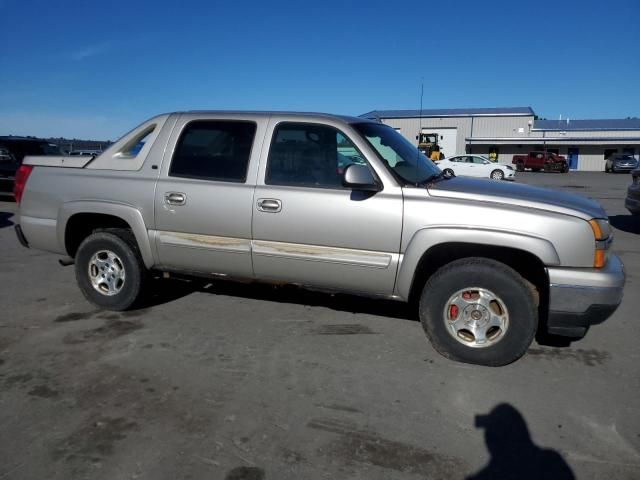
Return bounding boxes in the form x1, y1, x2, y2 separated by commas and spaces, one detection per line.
180, 110, 379, 125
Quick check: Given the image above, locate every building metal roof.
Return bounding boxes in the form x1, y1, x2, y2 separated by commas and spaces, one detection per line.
360, 107, 535, 120
466, 136, 640, 144
534, 118, 640, 131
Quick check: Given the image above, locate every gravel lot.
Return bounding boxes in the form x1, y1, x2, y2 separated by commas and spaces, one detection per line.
0, 171, 639, 480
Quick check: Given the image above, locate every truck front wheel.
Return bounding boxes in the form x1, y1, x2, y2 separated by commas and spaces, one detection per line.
419, 258, 537, 366
74, 229, 146, 311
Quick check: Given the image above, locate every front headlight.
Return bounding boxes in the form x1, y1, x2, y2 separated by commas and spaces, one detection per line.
589, 218, 612, 240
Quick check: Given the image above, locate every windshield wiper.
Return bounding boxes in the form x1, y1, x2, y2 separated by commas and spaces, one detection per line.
419, 172, 446, 186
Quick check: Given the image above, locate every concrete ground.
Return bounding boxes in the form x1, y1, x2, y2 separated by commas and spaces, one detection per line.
0, 171, 638, 480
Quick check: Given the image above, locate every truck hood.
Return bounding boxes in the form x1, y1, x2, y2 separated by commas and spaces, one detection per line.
427, 177, 606, 219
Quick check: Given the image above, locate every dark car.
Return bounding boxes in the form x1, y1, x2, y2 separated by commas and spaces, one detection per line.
0, 137, 62, 195
605, 154, 638, 173
625, 167, 640, 215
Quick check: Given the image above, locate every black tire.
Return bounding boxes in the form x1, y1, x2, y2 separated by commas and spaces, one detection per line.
419, 258, 537, 366
515, 161, 524, 172
74, 229, 146, 311
490, 169, 504, 180
562, 164, 570, 173
443, 168, 455, 177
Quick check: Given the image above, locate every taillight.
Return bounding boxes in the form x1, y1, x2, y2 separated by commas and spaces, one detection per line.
13, 164, 34, 204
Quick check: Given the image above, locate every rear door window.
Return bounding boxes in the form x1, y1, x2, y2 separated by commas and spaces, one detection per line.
170, 121, 257, 183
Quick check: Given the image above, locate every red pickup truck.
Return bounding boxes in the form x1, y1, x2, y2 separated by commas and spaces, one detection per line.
512, 151, 569, 173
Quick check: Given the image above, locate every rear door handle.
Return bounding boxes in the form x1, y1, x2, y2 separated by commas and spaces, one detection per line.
165, 192, 186, 206
257, 198, 282, 213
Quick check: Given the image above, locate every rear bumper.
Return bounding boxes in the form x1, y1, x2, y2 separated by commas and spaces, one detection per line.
546, 255, 625, 337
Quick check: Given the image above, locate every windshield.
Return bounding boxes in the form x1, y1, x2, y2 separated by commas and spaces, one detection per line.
353, 123, 440, 184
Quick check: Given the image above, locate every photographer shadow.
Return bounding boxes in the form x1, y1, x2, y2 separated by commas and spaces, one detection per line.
468, 403, 575, 480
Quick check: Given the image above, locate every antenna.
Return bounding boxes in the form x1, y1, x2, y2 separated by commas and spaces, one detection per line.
419, 77, 424, 132
416, 77, 424, 187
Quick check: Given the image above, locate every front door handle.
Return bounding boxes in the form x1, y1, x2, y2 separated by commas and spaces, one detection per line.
257, 198, 282, 213
165, 192, 186, 206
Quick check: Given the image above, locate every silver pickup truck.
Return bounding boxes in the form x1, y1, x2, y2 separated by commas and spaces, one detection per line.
14, 112, 625, 366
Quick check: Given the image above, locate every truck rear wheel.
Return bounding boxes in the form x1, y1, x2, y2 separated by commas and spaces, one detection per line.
74, 229, 146, 311
418, 258, 537, 366
515, 161, 524, 172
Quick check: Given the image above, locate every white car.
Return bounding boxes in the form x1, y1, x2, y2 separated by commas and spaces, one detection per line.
436, 155, 515, 181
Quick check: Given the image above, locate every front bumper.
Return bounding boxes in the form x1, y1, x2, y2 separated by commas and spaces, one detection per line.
613, 164, 637, 172
546, 255, 625, 337
544, 163, 566, 172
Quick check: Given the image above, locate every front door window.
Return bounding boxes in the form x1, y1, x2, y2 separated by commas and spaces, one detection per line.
266, 123, 370, 189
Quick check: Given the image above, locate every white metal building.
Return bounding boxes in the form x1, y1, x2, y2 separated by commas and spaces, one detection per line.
360, 107, 640, 171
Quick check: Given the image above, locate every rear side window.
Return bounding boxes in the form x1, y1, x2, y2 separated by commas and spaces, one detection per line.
170, 121, 256, 182
119, 125, 156, 158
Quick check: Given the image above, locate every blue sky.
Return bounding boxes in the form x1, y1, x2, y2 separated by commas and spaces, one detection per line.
1, 0, 638, 140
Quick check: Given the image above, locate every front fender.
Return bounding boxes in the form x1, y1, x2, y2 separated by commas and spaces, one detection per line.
395, 227, 560, 300
57, 201, 155, 269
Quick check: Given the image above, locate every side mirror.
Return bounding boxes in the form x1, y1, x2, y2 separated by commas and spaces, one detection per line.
343, 164, 381, 192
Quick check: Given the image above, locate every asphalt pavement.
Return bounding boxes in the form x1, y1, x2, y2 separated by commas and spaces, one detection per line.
0, 171, 638, 480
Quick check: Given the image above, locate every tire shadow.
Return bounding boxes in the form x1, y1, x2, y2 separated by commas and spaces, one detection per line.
0, 211, 14, 229
137, 275, 417, 322
609, 214, 640, 234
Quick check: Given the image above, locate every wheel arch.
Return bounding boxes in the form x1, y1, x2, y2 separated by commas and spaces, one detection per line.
58, 201, 154, 268
396, 228, 557, 304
